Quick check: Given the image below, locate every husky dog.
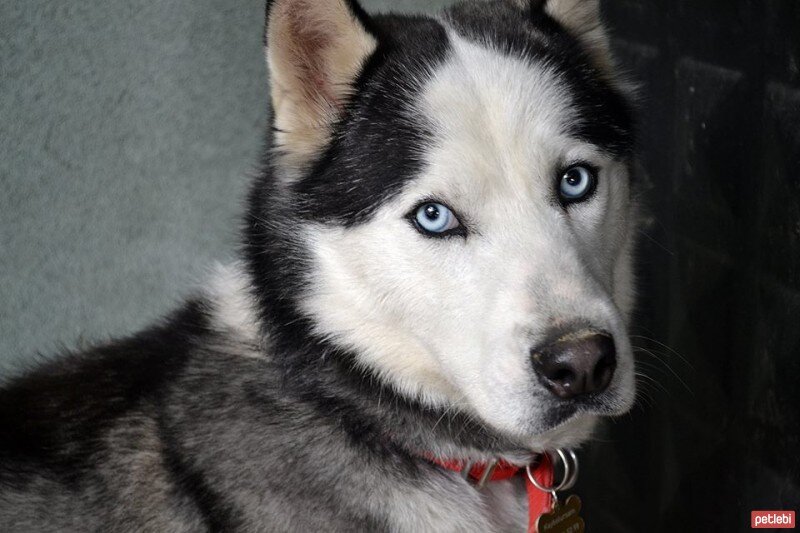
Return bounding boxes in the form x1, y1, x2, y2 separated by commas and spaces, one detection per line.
0, 0, 638, 530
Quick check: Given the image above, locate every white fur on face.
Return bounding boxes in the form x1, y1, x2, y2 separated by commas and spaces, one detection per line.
300, 33, 636, 448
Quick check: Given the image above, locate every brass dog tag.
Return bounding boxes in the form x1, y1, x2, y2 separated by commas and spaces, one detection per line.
535, 494, 585, 533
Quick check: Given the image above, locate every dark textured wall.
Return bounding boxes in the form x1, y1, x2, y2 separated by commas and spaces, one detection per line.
576, 1, 800, 531
1, 0, 798, 530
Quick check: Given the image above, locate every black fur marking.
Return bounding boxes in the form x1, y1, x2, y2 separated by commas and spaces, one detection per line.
292, 15, 452, 226
0, 301, 209, 487
530, 0, 547, 11
159, 419, 240, 532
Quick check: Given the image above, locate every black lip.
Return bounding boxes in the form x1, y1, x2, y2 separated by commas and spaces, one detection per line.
542, 404, 579, 429
541, 390, 621, 429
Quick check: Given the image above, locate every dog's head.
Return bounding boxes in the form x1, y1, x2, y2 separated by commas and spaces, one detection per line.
252, 0, 637, 450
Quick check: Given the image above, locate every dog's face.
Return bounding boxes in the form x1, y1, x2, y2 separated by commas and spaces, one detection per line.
260, 0, 637, 449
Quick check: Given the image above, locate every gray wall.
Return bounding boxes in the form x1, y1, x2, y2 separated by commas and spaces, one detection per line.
0, 0, 447, 371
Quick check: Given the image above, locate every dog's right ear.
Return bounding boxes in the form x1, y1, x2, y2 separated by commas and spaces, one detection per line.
265, 0, 378, 169
519, 0, 613, 73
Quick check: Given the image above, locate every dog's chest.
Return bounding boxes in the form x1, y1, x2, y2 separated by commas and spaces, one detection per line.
383, 476, 529, 533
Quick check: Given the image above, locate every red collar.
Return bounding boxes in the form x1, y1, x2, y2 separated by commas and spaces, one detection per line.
427, 454, 554, 533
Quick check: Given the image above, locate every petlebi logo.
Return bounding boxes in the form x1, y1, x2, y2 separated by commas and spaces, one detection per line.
751, 510, 795, 529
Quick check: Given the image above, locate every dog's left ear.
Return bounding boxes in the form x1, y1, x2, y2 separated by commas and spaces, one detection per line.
527, 0, 612, 71
265, 0, 378, 169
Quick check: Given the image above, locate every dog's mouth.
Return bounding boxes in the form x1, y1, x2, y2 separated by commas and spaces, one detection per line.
538, 387, 631, 433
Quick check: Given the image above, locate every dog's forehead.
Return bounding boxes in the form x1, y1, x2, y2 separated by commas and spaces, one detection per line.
426, 34, 574, 139
411, 32, 613, 202
418, 28, 631, 153
437, 3, 635, 159
417, 33, 582, 193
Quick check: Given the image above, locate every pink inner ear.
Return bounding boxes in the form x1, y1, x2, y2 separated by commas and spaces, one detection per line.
284, 3, 342, 111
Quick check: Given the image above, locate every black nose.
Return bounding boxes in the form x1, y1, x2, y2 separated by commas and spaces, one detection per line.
531, 331, 616, 399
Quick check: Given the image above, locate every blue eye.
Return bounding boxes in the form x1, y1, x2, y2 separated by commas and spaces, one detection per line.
413, 202, 461, 235
559, 165, 597, 203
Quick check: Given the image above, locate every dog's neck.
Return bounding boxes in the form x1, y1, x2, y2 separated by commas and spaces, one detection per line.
268, 328, 533, 462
